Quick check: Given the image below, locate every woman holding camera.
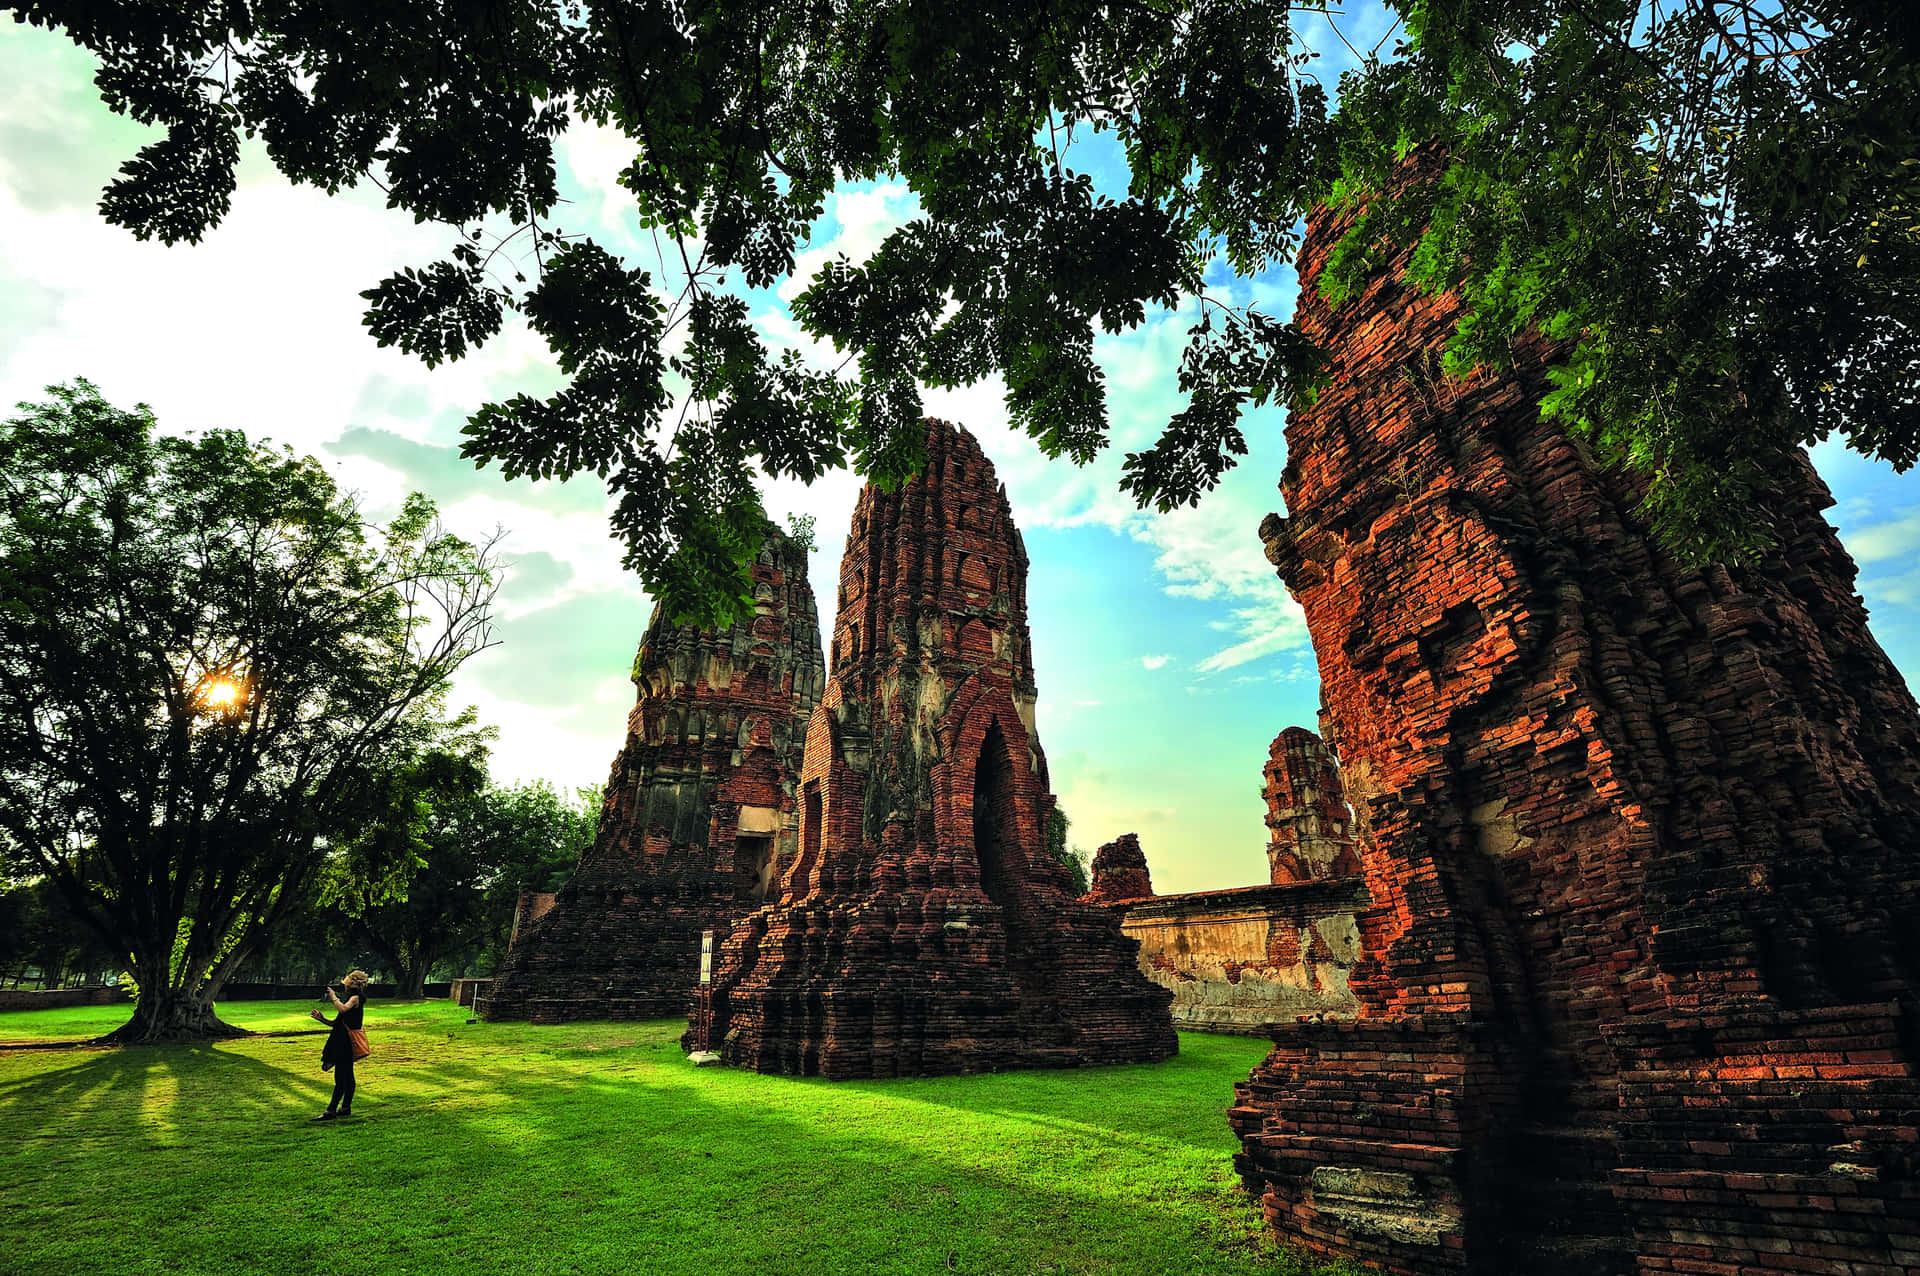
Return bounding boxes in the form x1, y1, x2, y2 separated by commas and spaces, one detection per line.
309, 969, 370, 1121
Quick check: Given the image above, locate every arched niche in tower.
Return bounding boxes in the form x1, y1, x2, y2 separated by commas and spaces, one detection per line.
972, 719, 1027, 914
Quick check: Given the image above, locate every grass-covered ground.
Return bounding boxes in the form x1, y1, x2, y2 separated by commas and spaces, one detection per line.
0, 999, 1360, 1276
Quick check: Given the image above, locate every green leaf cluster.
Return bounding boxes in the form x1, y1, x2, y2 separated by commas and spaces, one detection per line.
320, 766, 598, 994
1323, 0, 1920, 556
22, 0, 1920, 610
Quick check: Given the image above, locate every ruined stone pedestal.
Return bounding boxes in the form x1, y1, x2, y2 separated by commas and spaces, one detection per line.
481, 529, 825, 1023
699, 420, 1176, 1077
1085, 833, 1155, 905
1230, 175, 1920, 1274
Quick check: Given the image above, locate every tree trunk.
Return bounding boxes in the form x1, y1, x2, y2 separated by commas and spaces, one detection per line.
401, 958, 429, 1000
98, 958, 248, 1044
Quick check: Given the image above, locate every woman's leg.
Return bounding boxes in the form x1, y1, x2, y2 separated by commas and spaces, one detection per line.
336, 1056, 356, 1115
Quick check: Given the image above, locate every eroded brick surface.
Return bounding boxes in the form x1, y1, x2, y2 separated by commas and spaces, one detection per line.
1265, 726, 1362, 884
699, 419, 1176, 1077
1230, 176, 1920, 1274
480, 530, 824, 1024
1086, 832, 1155, 904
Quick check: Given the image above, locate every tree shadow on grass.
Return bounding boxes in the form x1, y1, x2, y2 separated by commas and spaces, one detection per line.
0, 1039, 339, 1143
3, 1010, 1325, 1276
295, 1058, 1295, 1276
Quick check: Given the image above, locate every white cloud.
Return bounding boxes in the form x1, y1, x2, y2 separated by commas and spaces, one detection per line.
557, 120, 641, 235
1196, 598, 1311, 673
1140, 655, 1173, 671
779, 183, 920, 303
1848, 509, 1920, 566
1863, 566, 1920, 610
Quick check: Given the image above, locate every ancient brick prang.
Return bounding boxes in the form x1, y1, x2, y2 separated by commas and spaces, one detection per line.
1263, 726, 1360, 884
481, 529, 825, 1024
1085, 833, 1155, 904
698, 419, 1177, 1077
1229, 169, 1920, 1275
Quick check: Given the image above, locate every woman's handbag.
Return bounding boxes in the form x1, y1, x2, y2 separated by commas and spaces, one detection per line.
347, 1028, 372, 1061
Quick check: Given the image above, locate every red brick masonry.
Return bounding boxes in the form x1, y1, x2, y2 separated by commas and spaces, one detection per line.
1230, 172, 1920, 1274
482, 528, 825, 1023
1086, 832, 1155, 905
1266, 726, 1362, 884
698, 420, 1176, 1077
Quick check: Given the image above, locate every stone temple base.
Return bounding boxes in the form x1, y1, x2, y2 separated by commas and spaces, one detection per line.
481, 886, 740, 1024
703, 885, 1176, 1078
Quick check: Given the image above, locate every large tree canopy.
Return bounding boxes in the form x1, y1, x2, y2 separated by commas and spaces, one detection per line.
0, 381, 502, 1041
15, 0, 1917, 614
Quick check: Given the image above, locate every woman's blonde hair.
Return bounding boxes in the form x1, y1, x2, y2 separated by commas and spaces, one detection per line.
342, 970, 371, 991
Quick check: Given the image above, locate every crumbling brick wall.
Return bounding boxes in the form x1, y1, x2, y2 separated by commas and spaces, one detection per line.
1110, 878, 1366, 1034
1230, 167, 1920, 1274
1085, 832, 1155, 904
481, 529, 824, 1024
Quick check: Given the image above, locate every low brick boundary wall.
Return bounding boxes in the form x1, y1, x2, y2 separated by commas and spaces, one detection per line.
215, 981, 452, 1001
0, 987, 126, 1012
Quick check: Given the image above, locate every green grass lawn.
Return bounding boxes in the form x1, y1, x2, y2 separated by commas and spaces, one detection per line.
0, 1000, 1360, 1276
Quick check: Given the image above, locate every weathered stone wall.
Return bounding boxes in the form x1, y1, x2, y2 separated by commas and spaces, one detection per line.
700, 419, 1176, 1077
507, 891, 557, 949
448, 978, 490, 1008
1230, 167, 1920, 1274
1115, 879, 1366, 1034
1091, 737, 1367, 1035
481, 529, 824, 1024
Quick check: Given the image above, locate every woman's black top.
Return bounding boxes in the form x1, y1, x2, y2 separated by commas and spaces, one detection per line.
320, 990, 366, 1069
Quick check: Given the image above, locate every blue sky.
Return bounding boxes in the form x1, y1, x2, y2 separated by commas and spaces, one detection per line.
2, 20, 1915, 895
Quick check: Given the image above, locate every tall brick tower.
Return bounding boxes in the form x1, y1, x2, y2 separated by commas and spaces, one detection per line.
700, 419, 1177, 1077
1230, 176, 1920, 1274
482, 527, 825, 1022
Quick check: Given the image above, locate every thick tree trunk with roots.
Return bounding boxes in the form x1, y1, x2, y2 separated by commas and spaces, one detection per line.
97, 959, 249, 1044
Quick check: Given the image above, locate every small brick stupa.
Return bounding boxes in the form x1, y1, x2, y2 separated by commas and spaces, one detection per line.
482, 529, 825, 1023
1262, 725, 1361, 885
1231, 165, 1920, 1274
698, 419, 1177, 1077
1084, 833, 1155, 904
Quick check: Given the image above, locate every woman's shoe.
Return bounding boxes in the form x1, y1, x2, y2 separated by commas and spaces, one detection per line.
311, 1111, 338, 1121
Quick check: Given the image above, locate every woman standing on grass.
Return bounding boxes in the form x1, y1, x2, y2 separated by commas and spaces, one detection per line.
309, 969, 370, 1121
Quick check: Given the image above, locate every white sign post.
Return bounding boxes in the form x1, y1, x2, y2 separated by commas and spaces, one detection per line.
688, 930, 720, 1065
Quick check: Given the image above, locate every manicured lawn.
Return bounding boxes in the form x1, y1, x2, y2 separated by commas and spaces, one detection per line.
0, 1000, 1359, 1276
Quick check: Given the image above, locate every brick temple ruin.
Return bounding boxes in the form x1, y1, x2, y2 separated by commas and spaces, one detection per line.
481, 529, 826, 1023
1084, 832, 1155, 905
697, 419, 1177, 1077
1083, 736, 1372, 1035
1227, 178, 1920, 1274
